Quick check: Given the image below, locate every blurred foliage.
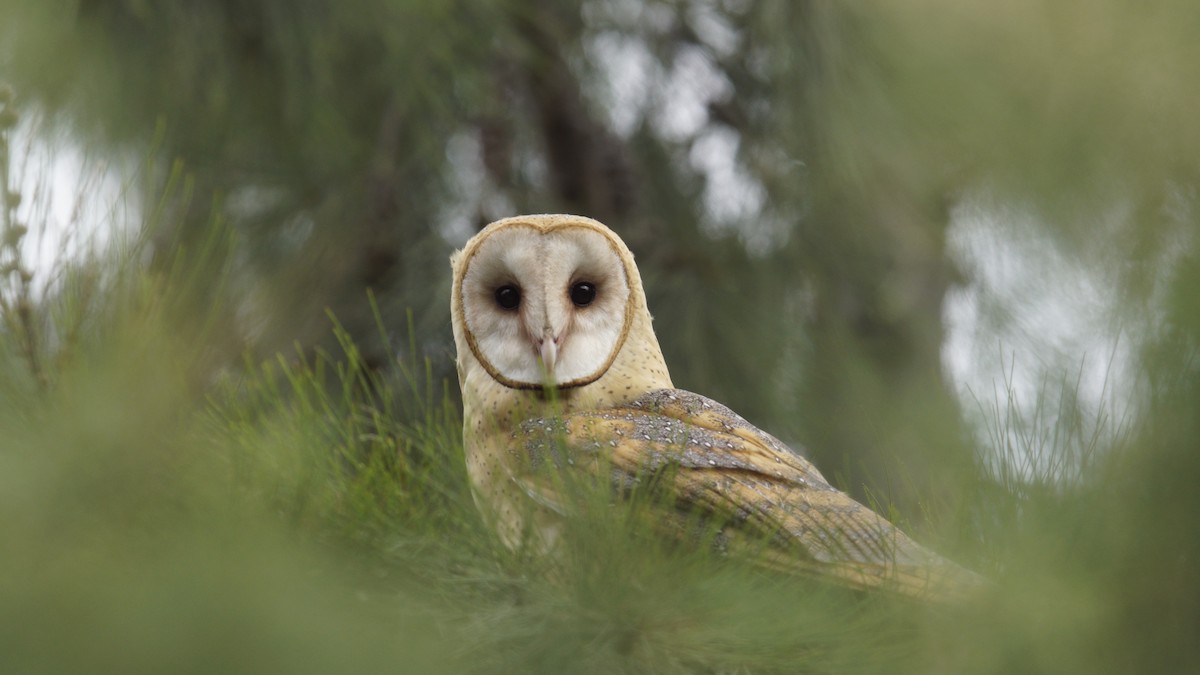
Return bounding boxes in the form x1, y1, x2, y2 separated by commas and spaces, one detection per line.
2, 0, 1200, 671
0, 0, 978, 512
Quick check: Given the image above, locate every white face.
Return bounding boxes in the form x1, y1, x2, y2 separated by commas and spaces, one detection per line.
458, 225, 633, 389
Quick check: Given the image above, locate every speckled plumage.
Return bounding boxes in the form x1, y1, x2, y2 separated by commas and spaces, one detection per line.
451, 214, 980, 601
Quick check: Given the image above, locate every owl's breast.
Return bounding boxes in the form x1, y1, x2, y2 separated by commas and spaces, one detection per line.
461, 374, 565, 550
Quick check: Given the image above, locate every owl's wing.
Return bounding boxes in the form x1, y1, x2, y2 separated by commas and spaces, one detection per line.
512, 388, 982, 602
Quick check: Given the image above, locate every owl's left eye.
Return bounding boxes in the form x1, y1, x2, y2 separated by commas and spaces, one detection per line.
570, 281, 597, 307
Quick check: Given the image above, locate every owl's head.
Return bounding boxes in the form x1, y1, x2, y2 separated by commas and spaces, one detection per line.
450, 214, 644, 390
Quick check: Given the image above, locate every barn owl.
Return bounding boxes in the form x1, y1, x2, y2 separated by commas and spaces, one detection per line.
450, 214, 979, 601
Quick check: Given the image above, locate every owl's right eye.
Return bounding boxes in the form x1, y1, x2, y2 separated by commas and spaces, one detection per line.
494, 285, 521, 310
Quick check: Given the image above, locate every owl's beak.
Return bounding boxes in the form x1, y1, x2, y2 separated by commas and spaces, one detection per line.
538, 333, 559, 377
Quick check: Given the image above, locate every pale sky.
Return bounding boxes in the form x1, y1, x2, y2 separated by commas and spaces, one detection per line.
8, 113, 134, 293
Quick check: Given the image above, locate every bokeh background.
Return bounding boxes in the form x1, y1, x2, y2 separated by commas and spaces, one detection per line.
2, 1, 1199, 672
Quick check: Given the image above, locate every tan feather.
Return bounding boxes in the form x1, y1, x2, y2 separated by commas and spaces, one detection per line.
511, 388, 984, 602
